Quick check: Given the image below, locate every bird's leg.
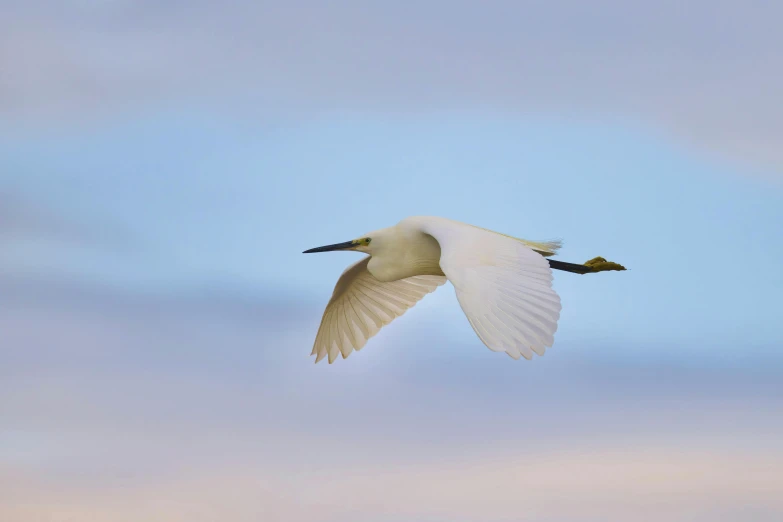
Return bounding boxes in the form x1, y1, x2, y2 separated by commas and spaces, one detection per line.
583, 256, 626, 273
548, 257, 627, 274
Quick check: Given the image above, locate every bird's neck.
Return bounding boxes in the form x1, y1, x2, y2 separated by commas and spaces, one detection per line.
367, 231, 444, 282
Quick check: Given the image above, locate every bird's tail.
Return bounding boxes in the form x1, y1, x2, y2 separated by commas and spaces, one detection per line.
548, 256, 626, 274
521, 238, 563, 257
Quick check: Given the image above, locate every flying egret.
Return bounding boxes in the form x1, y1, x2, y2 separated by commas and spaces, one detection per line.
304, 216, 625, 363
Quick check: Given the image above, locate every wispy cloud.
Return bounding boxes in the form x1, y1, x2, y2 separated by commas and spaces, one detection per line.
2, 275, 782, 521
3, 445, 781, 522
0, 191, 81, 241
2, 1, 782, 176
0, 190, 140, 284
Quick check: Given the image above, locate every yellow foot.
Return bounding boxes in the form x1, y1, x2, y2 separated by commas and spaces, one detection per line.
584, 256, 626, 273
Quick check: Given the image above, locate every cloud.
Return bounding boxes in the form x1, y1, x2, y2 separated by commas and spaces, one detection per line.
2, 274, 783, 521
0, 191, 76, 240
2, 440, 782, 521
1, 1, 782, 176
2, 283, 783, 520
0, 189, 135, 247
0, 191, 141, 282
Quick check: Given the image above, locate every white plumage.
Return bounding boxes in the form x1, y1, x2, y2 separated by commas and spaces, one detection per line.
420, 218, 561, 361
311, 257, 446, 363
305, 216, 571, 364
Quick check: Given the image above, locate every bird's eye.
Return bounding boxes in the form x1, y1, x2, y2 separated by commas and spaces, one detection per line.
365, 238, 371, 243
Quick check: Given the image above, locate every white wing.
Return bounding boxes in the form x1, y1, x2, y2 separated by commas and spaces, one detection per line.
312, 257, 446, 363
415, 217, 562, 360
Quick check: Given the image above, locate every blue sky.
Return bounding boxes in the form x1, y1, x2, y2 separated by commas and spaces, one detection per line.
3, 110, 781, 357
2, 2, 783, 521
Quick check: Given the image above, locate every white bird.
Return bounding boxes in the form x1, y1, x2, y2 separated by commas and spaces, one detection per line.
303, 216, 625, 364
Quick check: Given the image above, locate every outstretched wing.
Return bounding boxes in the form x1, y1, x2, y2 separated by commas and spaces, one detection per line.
312, 257, 446, 363
416, 217, 562, 360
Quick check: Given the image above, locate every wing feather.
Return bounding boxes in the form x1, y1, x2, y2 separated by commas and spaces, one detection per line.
414, 216, 562, 360
312, 257, 446, 363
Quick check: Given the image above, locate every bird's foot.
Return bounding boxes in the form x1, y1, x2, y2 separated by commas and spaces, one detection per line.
583, 256, 626, 273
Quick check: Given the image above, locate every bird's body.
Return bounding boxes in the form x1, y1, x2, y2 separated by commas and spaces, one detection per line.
304, 216, 625, 364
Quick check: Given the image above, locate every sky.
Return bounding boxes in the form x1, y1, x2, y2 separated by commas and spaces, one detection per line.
1, 2, 782, 521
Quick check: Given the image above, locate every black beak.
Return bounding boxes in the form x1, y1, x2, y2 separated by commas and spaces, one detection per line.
302, 240, 355, 254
